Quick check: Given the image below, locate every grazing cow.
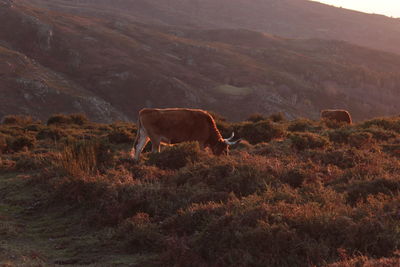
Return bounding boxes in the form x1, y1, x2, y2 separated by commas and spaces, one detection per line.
131, 108, 240, 161
320, 109, 352, 124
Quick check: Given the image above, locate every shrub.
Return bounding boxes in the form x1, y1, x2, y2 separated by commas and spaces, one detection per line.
147, 142, 202, 170
15, 152, 52, 171
364, 127, 397, 141
327, 128, 353, 144
348, 132, 373, 148
2, 115, 34, 125
287, 118, 319, 132
269, 112, 286, 122
10, 135, 36, 152
289, 132, 329, 150
246, 113, 266, 122
58, 139, 113, 176
116, 213, 165, 252
173, 154, 281, 196
346, 178, 400, 204
47, 114, 72, 125
238, 120, 285, 144
69, 113, 89, 125
108, 128, 135, 144
36, 127, 66, 141
319, 149, 362, 169
281, 168, 307, 188
360, 118, 400, 133
0, 134, 7, 153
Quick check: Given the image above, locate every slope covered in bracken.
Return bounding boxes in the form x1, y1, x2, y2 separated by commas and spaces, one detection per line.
1, 0, 400, 122
1, 113, 400, 266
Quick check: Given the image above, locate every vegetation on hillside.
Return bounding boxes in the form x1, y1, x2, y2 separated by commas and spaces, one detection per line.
1, 113, 400, 266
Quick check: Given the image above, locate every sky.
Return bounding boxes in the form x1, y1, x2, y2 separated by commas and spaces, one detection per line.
310, 0, 400, 18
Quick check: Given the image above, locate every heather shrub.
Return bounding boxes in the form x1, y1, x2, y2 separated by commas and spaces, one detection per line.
348, 131, 373, 148
281, 168, 307, 188
69, 113, 89, 125
287, 118, 319, 132
246, 113, 266, 122
47, 114, 72, 125
173, 154, 281, 196
36, 127, 66, 141
0, 134, 7, 153
289, 132, 329, 150
238, 120, 285, 144
9, 134, 36, 152
24, 123, 44, 132
108, 128, 135, 144
269, 112, 286, 122
2, 115, 34, 125
58, 139, 113, 176
382, 144, 400, 158
147, 142, 202, 170
360, 118, 400, 133
116, 213, 165, 252
364, 127, 397, 141
15, 152, 51, 171
346, 178, 400, 204
319, 149, 363, 169
327, 127, 353, 144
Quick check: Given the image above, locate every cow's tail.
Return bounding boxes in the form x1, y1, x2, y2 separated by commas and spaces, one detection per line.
130, 117, 142, 159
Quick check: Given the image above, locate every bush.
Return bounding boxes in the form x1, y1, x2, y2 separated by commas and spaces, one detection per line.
238, 120, 285, 144
58, 139, 113, 176
269, 112, 286, 122
2, 115, 34, 125
47, 114, 72, 125
108, 128, 135, 144
288, 118, 319, 132
289, 132, 329, 150
360, 118, 400, 133
346, 178, 400, 204
69, 113, 89, 125
36, 127, 66, 141
319, 149, 362, 169
328, 128, 353, 144
147, 142, 202, 170
364, 127, 397, 141
281, 168, 307, 188
348, 132, 373, 148
10, 135, 36, 152
246, 113, 266, 122
0, 134, 7, 153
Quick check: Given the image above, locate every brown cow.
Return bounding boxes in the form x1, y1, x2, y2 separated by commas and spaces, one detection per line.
320, 109, 352, 124
131, 108, 240, 161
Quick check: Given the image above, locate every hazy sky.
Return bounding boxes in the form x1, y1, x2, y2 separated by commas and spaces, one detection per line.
311, 0, 400, 18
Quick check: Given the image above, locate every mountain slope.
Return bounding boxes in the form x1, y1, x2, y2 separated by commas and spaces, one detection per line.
25, 0, 400, 55
1, 1, 400, 122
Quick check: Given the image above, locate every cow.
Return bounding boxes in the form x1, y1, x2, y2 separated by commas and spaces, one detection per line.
320, 109, 352, 124
131, 108, 240, 161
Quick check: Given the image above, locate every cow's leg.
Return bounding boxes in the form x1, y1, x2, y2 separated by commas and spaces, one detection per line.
132, 128, 149, 161
150, 135, 161, 153
152, 141, 160, 153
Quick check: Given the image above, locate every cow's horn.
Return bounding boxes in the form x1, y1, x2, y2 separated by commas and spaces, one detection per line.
224, 138, 241, 146
224, 132, 235, 142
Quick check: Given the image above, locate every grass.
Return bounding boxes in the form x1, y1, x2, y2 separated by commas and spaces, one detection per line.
1, 113, 400, 266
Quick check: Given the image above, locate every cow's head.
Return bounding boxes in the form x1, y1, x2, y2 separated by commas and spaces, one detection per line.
213, 132, 241, 155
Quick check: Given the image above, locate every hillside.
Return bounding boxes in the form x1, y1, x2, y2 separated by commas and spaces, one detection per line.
1, 114, 400, 265
1, 1, 400, 122
26, 0, 400, 55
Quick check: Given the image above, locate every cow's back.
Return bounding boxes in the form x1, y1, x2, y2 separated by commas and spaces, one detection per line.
139, 108, 214, 143
321, 109, 352, 124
